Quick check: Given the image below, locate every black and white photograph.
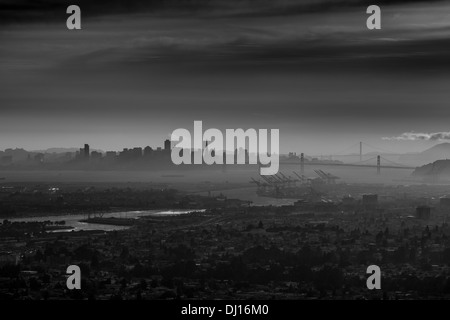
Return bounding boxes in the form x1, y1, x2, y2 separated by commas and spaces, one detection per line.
1, 0, 450, 308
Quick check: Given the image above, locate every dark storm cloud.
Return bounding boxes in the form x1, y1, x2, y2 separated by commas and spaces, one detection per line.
0, 0, 445, 24
57, 22, 450, 75
3, 0, 450, 76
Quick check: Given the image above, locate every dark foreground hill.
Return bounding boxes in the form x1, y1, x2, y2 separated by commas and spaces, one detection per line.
413, 159, 450, 177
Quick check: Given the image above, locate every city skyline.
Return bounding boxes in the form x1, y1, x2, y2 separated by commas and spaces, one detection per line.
0, 139, 447, 156
0, 133, 447, 156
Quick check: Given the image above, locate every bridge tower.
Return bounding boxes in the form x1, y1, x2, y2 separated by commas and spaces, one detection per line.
300, 153, 304, 174
360, 142, 362, 162
377, 155, 381, 175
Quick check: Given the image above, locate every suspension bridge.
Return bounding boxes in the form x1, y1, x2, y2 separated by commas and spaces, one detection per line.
284, 142, 416, 174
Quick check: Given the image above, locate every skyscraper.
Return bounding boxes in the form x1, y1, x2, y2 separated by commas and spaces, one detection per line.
84, 144, 90, 159
164, 139, 171, 151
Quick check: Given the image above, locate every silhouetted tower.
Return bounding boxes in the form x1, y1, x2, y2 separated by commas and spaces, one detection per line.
360, 142, 362, 162
377, 155, 381, 175
222, 151, 227, 173
164, 139, 171, 151
300, 153, 305, 174
84, 144, 90, 159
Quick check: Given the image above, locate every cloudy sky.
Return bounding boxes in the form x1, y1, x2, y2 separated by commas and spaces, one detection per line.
1, 0, 450, 155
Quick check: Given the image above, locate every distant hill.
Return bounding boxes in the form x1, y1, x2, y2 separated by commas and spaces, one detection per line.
412, 159, 450, 178
0, 148, 31, 162
399, 143, 450, 166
